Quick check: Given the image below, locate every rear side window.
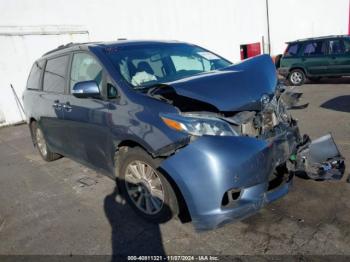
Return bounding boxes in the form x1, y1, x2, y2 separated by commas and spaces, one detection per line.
285, 43, 300, 57
328, 39, 345, 55
27, 60, 45, 90
344, 39, 350, 53
43, 55, 69, 93
302, 41, 326, 56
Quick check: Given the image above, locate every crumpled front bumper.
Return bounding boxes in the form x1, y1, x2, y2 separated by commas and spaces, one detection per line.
160, 125, 300, 230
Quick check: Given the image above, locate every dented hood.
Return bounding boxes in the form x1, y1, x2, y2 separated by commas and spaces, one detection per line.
162, 54, 278, 111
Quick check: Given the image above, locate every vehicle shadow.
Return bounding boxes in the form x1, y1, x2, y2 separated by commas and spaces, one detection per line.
280, 76, 350, 86
104, 180, 166, 260
320, 95, 350, 113
305, 77, 350, 85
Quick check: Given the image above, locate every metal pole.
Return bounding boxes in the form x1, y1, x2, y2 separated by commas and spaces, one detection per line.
348, 0, 350, 35
266, 0, 271, 54
10, 84, 25, 119
262, 36, 265, 54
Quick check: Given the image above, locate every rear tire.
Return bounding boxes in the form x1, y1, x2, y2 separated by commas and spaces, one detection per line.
31, 121, 61, 162
117, 146, 179, 223
288, 69, 305, 86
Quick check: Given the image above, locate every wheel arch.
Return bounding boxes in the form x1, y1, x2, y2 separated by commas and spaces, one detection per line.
29, 117, 37, 124
289, 66, 307, 75
28, 117, 37, 145
114, 140, 192, 223
158, 166, 192, 223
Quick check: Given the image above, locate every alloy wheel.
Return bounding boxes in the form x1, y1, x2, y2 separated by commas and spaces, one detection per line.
290, 71, 303, 85
125, 160, 164, 215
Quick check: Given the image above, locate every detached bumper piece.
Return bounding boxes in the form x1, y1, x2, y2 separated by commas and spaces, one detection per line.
294, 134, 345, 180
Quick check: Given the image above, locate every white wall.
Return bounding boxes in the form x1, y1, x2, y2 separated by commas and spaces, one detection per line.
0, 0, 348, 125
0, 0, 268, 125
269, 0, 349, 55
0, 27, 89, 125
0, 0, 268, 61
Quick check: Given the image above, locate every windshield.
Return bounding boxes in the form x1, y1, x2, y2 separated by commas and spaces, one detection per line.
104, 43, 232, 89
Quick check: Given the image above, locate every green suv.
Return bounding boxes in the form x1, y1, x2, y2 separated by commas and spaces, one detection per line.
278, 35, 350, 85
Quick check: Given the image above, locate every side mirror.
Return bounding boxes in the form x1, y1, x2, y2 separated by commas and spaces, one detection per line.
72, 80, 100, 98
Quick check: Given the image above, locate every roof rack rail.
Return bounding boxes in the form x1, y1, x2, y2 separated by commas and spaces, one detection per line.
42, 42, 81, 56
287, 34, 349, 43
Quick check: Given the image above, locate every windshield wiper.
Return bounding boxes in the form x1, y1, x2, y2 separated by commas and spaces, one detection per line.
133, 83, 169, 94
132, 83, 163, 90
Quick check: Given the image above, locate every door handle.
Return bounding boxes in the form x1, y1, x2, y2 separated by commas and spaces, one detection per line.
63, 102, 72, 112
53, 100, 62, 110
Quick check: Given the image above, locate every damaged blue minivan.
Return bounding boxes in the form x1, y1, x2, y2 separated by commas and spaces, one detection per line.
23, 40, 345, 230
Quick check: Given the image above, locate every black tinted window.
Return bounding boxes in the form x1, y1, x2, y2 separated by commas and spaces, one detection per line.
302, 41, 326, 56
27, 60, 45, 90
344, 39, 350, 53
285, 43, 299, 56
328, 39, 345, 54
43, 55, 69, 93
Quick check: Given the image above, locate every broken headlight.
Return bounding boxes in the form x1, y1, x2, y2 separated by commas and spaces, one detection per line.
161, 113, 238, 136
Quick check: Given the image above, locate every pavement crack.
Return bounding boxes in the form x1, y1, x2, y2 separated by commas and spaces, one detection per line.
300, 221, 323, 249
0, 217, 6, 233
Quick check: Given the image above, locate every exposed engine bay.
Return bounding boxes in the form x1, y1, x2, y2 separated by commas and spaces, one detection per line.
149, 81, 302, 139
219, 87, 296, 139
149, 82, 345, 182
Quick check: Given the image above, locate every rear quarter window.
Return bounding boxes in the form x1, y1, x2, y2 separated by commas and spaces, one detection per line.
328, 39, 345, 55
285, 43, 300, 57
344, 39, 350, 53
27, 60, 45, 90
43, 55, 70, 93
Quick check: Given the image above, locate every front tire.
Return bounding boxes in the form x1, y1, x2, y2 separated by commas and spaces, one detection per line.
31, 121, 61, 162
288, 69, 305, 86
117, 146, 179, 223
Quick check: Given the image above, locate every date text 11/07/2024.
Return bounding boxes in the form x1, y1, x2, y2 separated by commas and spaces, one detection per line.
127, 255, 219, 261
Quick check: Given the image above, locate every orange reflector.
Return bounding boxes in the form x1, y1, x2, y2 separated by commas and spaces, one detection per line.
161, 117, 183, 131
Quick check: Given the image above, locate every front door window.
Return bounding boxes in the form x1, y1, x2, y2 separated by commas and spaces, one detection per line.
70, 53, 103, 92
